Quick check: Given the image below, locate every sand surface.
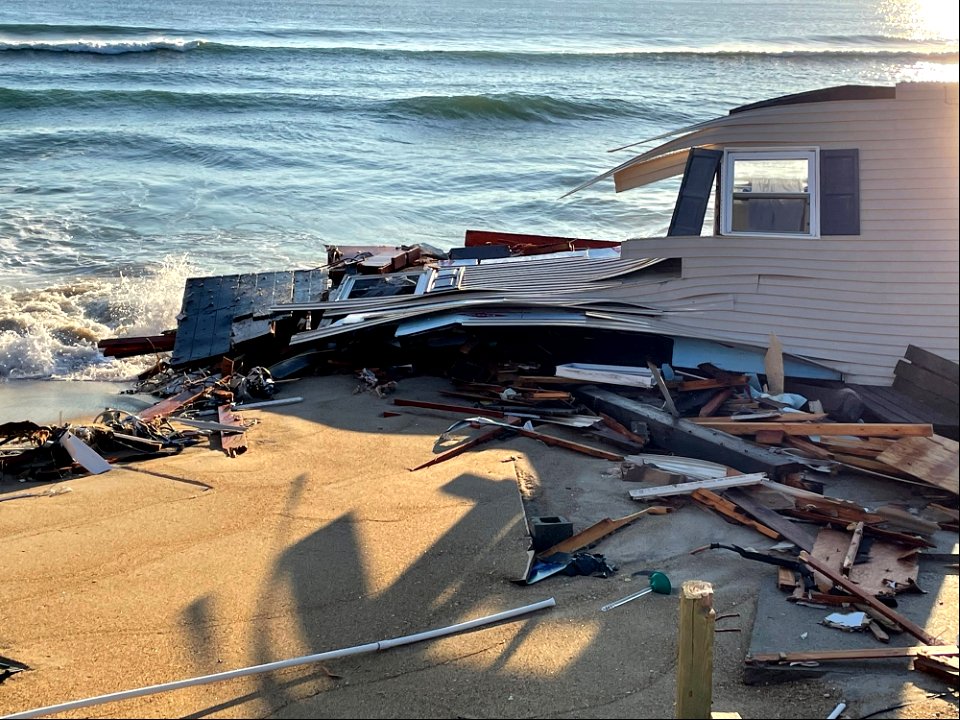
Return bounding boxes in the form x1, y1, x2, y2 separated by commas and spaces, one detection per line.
1, 375, 956, 719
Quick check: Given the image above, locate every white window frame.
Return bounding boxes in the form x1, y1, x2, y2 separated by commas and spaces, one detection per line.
720, 147, 820, 238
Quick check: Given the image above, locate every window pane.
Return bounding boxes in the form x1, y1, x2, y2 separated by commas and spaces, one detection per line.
733, 158, 809, 193
731, 196, 810, 233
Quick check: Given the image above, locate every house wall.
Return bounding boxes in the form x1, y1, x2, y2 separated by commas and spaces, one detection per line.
610, 82, 959, 384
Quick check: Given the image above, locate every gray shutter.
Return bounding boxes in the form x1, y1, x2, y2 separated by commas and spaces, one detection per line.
820, 149, 860, 235
668, 148, 723, 236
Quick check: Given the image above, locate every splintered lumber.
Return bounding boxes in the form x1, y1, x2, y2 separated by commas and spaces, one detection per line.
747, 645, 959, 665
536, 506, 672, 557
629, 473, 766, 500
875, 436, 959, 495
913, 654, 960, 688
841, 522, 865, 575
691, 422, 934, 437
676, 581, 715, 720
691, 489, 780, 540
724, 488, 817, 552
799, 551, 937, 645
579, 387, 802, 480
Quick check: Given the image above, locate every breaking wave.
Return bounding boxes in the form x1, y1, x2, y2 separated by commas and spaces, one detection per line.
0, 22, 955, 60
0, 256, 193, 381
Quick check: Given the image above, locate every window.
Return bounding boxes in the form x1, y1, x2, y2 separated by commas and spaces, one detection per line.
721, 149, 819, 237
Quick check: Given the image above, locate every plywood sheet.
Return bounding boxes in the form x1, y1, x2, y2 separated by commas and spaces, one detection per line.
876, 436, 959, 495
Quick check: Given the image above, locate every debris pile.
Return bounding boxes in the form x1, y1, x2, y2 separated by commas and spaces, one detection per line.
4, 231, 958, 700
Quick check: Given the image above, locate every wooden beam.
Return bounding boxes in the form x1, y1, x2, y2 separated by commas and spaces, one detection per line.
599, 412, 648, 447
692, 422, 934, 437
676, 580, 715, 719
536, 507, 672, 557
516, 428, 624, 461
698, 389, 733, 418
724, 488, 817, 552
691, 489, 780, 540
578, 387, 802, 479
799, 551, 938, 645
748, 645, 959, 665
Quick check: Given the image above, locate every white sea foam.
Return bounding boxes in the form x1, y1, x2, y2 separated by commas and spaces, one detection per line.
0, 37, 204, 54
0, 255, 195, 382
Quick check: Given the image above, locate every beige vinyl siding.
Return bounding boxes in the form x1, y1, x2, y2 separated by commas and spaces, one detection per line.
599, 82, 959, 383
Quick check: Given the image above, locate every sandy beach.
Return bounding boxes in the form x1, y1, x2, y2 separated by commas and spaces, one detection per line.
1, 374, 956, 719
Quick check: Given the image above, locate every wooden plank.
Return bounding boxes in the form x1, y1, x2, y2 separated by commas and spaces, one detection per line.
536, 506, 672, 557
692, 422, 934, 437
676, 581, 715, 720
691, 489, 780, 539
810, 528, 849, 592
578, 387, 802, 480
139, 387, 208, 422
894, 361, 960, 417
842, 522, 865, 575
748, 645, 959, 665
905, 345, 960, 386
830, 452, 915, 477
875, 436, 959, 495
799, 551, 938, 646
689, 412, 828, 424
676, 376, 748, 392
724, 488, 817, 552
698, 389, 733, 418
516, 428, 624, 461
913, 654, 960, 688
409, 418, 520, 471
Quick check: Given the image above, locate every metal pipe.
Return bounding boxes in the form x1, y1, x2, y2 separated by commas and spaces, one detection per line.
4, 597, 556, 719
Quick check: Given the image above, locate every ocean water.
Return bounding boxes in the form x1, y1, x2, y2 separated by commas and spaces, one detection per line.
1, 0, 957, 385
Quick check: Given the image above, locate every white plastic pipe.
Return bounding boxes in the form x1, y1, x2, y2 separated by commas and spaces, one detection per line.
826, 702, 847, 719
5, 597, 556, 719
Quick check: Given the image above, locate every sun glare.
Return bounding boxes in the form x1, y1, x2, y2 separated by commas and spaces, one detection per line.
883, 0, 960, 41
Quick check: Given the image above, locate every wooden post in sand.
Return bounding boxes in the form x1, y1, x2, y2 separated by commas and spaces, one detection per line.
675, 580, 715, 719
